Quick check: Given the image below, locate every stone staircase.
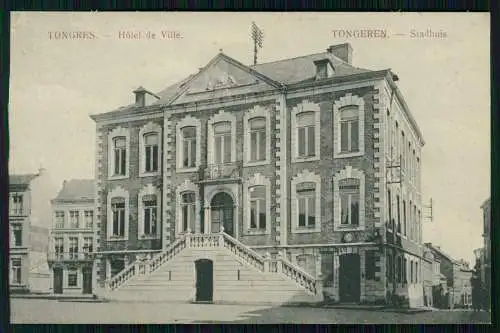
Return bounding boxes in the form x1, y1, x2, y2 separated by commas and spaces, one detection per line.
96, 231, 323, 304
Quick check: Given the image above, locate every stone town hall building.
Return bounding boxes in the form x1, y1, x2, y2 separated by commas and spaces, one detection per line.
90, 43, 426, 305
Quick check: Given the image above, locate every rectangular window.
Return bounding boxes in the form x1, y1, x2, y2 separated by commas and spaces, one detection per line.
181, 192, 196, 232
54, 237, 64, 257
297, 112, 316, 158
249, 117, 266, 162
55, 211, 65, 228
403, 200, 407, 236
11, 258, 22, 284
68, 269, 78, 287
181, 127, 196, 168
83, 237, 93, 254
111, 200, 125, 237
297, 187, 315, 228
387, 189, 393, 229
69, 211, 79, 228
397, 257, 402, 283
365, 250, 377, 280
69, 237, 78, 259
12, 224, 22, 247
340, 181, 360, 226
11, 194, 23, 215
143, 196, 157, 236
214, 122, 232, 164
249, 186, 266, 229
340, 106, 359, 153
396, 195, 401, 233
387, 254, 393, 282
84, 210, 93, 229
113, 136, 127, 176
144, 133, 159, 173
403, 258, 407, 284
410, 261, 414, 283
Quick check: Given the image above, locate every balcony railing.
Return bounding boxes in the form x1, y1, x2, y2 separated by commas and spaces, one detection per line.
47, 252, 94, 261
203, 162, 241, 181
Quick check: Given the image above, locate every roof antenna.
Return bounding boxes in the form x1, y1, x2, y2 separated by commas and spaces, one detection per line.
251, 21, 264, 65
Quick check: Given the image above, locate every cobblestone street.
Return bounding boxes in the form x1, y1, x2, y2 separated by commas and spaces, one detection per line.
10, 299, 491, 324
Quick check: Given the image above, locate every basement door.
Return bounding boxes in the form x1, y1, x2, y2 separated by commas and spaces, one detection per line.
339, 253, 361, 303
82, 266, 93, 294
53, 267, 63, 294
195, 259, 213, 302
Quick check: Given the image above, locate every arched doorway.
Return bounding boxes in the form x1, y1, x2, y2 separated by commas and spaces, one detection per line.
195, 259, 213, 302
210, 192, 234, 236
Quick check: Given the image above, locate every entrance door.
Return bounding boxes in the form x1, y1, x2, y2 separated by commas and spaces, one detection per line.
339, 253, 361, 303
53, 267, 63, 294
82, 267, 93, 294
210, 192, 234, 236
195, 259, 213, 302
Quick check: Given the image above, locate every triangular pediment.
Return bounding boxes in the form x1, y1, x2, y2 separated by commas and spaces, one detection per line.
168, 53, 281, 105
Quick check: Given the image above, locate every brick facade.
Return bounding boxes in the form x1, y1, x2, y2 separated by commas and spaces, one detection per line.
91, 44, 426, 304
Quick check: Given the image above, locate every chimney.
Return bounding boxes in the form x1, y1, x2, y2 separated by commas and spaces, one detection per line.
327, 43, 353, 65
133, 86, 147, 107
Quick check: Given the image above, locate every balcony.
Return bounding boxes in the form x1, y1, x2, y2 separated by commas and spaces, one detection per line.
201, 162, 242, 183
47, 252, 94, 262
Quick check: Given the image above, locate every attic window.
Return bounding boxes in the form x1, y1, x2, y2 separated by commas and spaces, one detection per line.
313, 59, 334, 80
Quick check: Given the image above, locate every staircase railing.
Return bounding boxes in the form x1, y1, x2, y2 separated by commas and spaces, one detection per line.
104, 228, 321, 297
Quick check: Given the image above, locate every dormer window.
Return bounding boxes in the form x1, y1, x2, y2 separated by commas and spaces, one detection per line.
313, 59, 334, 80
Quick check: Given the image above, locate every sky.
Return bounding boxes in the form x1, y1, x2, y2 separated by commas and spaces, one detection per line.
8, 12, 490, 265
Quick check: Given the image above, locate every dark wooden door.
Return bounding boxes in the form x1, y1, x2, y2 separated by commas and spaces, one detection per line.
195, 259, 213, 302
211, 192, 234, 236
53, 267, 63, 294
339, 254, 361, 303
82, 267, 93, 294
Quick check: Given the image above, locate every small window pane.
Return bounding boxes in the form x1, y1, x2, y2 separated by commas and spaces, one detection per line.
250, 186, 265, 198
297, 112, 314, 127
250, 117, 266, 130
114, 137, 126, 148
182, 126, 196, 138
214, 122, 231, 134
298, 127, 306, 156
145, 133, 159, 145
340, 106, 358, 120
307, 127, 315, 156
340, 122, 349, 152
351, 121, 359, 151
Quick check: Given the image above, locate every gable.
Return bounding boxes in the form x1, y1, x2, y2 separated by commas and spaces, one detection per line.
169, 54, 280, 105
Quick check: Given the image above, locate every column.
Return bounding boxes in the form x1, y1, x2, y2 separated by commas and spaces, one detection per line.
204, 206, 211, 234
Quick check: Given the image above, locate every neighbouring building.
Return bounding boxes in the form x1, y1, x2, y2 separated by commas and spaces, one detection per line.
425, 243, 472, 308
421, 246, 435, 307
452, 260, 473, 308
47, 179, 96, 295
9, 168, 57, 293
480, 198, 491, 305
90, 43, 426, 305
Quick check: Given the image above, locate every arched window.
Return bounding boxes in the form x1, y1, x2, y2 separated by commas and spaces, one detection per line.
181, 126, 196, 168
249, 185, 266, 229
113, 137, 127, 176
340, 106, 359, 153
181, 192, 196, 232
144, 133, 159, 173
297, 112, 316, 158
214, 122, 232, 164
249, 117, 266, 162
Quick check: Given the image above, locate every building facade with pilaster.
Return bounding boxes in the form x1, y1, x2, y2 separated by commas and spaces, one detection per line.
47, 179, 96, 294
90, 43, 426, 304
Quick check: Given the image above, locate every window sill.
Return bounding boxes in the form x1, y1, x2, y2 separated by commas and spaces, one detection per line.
292, 227, 321, 234
245, 229, 268, 235
176, 167, 198, 174
335, 225, 364, 232
138, 235, 161, 240
292, 156, 320, 163
107, 237, 128, 242
139, 172, 160, 178
334, 151, 364, 159
244, 160, 270, 167
108, 175, 129, 181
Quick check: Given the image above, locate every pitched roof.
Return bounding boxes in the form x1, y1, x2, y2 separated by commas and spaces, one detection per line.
425, 243, 457, 264
91, 49, 374, 120
252, 51, 373, 85
9, 174, 39, 186
54, 179, 95, 201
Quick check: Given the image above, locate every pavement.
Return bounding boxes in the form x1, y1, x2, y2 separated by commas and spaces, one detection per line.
9, 298, 492, 324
